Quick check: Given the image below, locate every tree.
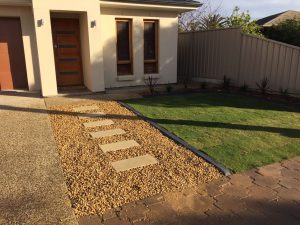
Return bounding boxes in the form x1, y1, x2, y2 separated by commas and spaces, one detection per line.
179, 10, 202, 32
179, 0, 222, 32
199, 14, 227, 30
264, 19, 300, 47
179, 7, 206, 32
227, 7, 263, 37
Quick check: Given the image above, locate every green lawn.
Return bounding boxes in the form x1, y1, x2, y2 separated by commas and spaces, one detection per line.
125, 93, 300, 172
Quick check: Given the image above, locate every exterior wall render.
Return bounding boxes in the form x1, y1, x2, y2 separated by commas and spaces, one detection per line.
0, 1, 183, 96
100, 7, 178, 88
31, 0, 105, 96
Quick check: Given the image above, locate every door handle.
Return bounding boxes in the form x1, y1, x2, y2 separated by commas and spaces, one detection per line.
54, 44, 58, 49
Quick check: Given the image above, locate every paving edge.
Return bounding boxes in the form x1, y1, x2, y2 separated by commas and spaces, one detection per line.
118, 101, 232, 176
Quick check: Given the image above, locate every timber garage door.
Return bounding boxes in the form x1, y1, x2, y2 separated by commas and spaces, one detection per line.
0, 18, 28, 90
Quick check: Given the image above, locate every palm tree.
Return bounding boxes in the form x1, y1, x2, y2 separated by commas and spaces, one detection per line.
199, 14, 227, 30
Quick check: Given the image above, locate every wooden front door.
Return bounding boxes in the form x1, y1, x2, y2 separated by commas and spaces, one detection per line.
0, 18, 28, 90
51, 18, 83, 86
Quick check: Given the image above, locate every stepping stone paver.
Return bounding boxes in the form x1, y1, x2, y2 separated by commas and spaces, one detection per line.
90, 128, 125, 138
111, 154, 158, 172
73, 105, 98, 112
100, 140, 140, 153
83, 120, 114, 128
79, 112, 105, 119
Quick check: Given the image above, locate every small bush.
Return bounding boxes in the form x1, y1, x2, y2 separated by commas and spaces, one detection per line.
279, 87, 289, 97
222, 75, 231, 90
200, 82, 207, 89
144, 75, 159, 95
240, 83, 249, 92
256, 77, 271, 95
182, 74, 190, 89
166, 83, 173, 93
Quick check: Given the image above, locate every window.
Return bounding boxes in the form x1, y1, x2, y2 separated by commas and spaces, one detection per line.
144, 20, 158, 74
116, 19, 132, 75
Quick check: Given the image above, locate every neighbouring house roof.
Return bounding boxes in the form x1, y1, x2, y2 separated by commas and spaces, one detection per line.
101, 0, 202, 8
257, 10, 300, 27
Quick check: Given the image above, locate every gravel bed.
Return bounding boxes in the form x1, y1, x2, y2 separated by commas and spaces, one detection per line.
48, 101, 221, 217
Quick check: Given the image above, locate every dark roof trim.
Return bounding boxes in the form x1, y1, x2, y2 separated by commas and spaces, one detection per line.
101, 0, 202, 8
256, 11, 286, 26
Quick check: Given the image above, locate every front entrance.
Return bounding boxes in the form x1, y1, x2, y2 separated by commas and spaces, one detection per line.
51, 18, 83, 86
0, 18, 28, 91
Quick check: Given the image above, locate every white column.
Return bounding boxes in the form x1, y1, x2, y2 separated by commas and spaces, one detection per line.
86, 7, 105, 92
32, 7, 58, 97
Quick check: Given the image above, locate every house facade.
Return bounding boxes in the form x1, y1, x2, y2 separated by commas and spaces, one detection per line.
0, 0, 199, 96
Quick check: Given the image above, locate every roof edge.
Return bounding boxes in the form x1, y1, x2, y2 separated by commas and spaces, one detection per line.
101, 0, 201, 8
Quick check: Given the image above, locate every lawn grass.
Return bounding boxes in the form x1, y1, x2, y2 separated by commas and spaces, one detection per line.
124, 92, 300, 172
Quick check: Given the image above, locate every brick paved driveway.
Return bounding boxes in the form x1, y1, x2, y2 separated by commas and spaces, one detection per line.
79, 156, 300, 225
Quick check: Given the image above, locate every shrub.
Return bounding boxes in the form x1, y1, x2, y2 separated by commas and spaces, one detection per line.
256, 77, 271, 95
200, 81, 207, 89
166, 83, 173, 93
227, 7, 263, 37
240, 83, 249, 92
144, 75, 159, 95
180, 73, 191, 89
264, 19, 300, 47
222, 75, 231, 90
279, 87, 289, 97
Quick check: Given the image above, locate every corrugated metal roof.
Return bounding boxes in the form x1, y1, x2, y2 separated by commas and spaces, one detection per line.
101, 0, 201, 7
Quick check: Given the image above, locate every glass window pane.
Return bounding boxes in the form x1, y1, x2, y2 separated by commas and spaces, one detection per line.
117, 21, 130, 61
144, 22, 156, 60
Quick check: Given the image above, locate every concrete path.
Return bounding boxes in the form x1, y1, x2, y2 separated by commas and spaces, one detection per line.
0, 93, 77, 225
79, 156, 300, 225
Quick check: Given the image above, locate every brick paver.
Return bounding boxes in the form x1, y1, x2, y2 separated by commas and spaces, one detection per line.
78, 157, 300, 225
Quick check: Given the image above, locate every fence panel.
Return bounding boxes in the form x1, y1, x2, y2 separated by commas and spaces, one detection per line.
178, 28, 300, 94
178, 28, 241, 83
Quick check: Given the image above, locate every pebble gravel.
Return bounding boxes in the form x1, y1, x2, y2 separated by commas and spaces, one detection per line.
48, 101, 221, 217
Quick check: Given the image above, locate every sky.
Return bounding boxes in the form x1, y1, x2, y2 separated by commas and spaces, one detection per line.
206, 0, 300, 19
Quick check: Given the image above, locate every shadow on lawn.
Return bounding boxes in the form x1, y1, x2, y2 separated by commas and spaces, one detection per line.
1, 104, 300, 138
153, 118, 300, 138
126, 92, 300, 113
